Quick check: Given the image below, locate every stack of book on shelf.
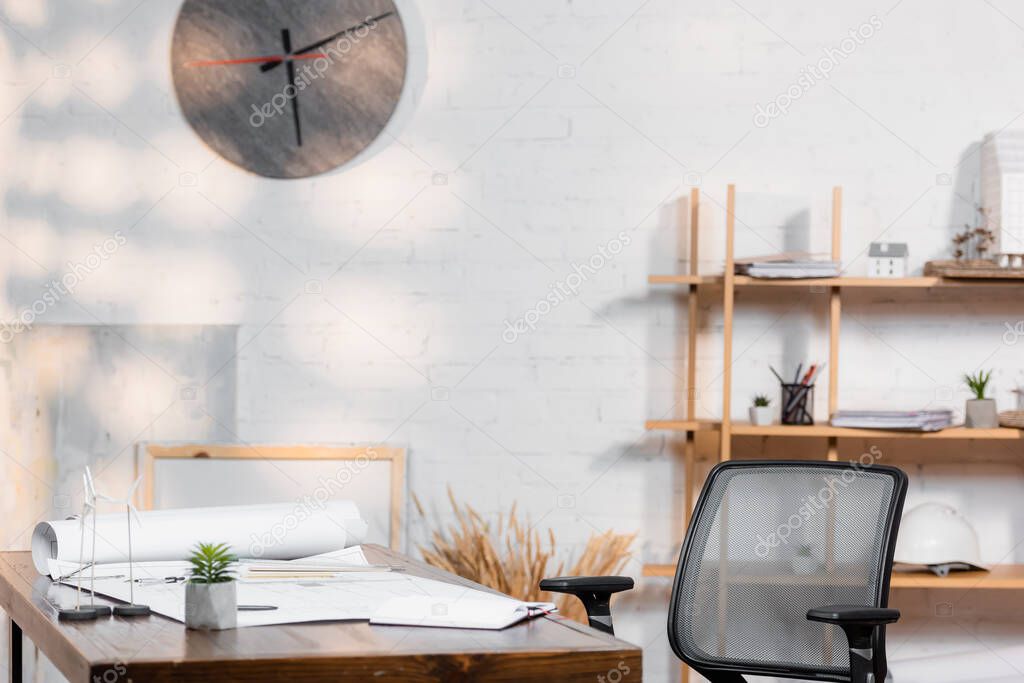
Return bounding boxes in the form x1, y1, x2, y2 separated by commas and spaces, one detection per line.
735, 252, 840, 279
830, 410, 954, 432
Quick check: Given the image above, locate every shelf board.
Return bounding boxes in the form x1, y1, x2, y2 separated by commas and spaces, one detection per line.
890, 566, 1024, 589
730, 423, 1024, 440
643, 419, 720, 432
643, 564, 674, 577
645, 421, 1023, 439
648, 275, 717, 285
642, 564, 1024, 589
648, 275, 1024, 288
734, 276, 936, 288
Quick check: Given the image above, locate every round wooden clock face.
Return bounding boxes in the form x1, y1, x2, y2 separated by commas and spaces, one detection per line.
171, 0, 407, 178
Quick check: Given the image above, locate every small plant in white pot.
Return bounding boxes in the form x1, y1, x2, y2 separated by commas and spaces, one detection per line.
185, 542, 237, 630
792, 544, 819, 575
749, 394, 773, 426
964, 370, 998, 429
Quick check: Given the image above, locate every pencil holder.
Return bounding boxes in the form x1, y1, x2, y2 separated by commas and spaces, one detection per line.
780, 384, 814, 425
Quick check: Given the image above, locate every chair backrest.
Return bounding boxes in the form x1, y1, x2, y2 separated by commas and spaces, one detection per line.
668, 460, 907, 681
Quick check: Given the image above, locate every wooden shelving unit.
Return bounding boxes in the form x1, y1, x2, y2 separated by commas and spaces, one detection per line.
646, 185, 1024, 681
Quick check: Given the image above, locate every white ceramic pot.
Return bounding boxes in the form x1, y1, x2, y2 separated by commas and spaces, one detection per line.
965, 399, 998, 429
749, 405, 773, 426
792, 555, 819, 575
185, 581, 237, 630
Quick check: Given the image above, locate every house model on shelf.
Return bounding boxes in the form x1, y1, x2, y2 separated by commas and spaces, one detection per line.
868, 242, 908, 278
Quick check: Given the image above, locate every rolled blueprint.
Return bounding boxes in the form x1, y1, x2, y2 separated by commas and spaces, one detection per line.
32, 501, 367, 574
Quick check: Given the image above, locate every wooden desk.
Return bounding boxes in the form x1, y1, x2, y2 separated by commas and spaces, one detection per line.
0, 546, 641, 682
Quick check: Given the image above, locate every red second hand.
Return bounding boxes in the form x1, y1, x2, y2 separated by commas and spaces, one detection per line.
185, 52, 329, 68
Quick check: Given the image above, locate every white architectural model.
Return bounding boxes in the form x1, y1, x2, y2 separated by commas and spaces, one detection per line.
981, 130, 1024, 255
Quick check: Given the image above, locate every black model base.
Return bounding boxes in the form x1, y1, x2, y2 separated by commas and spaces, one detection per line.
58, 607, 98, 621
89, 605, 112, 617
113, 604, 150, 617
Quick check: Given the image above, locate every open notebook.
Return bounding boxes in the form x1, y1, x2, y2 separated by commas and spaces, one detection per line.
371, 594, 557, 630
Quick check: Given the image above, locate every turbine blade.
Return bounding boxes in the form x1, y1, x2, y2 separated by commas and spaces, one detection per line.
84, 466, 96, 497
128, 504, 142, 527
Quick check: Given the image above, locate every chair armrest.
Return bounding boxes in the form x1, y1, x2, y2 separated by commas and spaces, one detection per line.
807, 605, 899, 683
807, 605, 900, 628
539, 576, 634, 635
539, 576, 635, 595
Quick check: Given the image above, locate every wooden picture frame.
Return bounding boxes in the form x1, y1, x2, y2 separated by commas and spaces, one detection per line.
135, 443, 405, 550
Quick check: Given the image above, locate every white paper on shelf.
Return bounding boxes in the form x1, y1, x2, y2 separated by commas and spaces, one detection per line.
32, 501, 367, 574
734, 252, 841, 279
51, 549, 543, 629
830, 409, 953, 431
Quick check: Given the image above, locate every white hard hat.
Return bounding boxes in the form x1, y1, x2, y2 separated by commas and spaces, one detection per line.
894, 502, 988, 574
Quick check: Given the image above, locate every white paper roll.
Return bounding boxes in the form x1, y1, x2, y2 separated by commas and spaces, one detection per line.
32, 501, 367, 574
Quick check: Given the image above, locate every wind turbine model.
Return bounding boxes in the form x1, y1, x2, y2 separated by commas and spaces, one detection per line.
82, 468, 112, 617
57, 482, 98, 621
92, 473, 150, 617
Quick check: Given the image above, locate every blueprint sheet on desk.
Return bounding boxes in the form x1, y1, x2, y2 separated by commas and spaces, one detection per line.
50, 546, 486, 628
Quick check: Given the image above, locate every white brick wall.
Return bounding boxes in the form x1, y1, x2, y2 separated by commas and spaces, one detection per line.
4, 0, 1024, 680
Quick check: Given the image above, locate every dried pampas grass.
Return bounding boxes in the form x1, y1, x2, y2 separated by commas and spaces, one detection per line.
413, 489, 635, 624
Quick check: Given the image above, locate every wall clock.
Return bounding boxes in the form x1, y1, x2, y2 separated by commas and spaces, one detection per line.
171, 0, 407, 178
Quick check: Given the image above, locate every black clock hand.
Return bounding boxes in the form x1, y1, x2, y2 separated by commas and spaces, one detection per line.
282, 28, 302, 147
259, 12, 394, 73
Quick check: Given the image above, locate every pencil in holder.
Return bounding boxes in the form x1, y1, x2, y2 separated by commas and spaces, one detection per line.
780, 383, 814, 425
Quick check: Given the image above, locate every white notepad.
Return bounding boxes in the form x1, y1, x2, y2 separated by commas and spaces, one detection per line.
370, 594, 557, 630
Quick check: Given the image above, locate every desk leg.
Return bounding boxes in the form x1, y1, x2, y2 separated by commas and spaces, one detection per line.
8, 618, 21, 683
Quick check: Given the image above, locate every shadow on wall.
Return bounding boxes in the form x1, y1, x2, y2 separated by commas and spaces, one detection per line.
0, 325, 238, 552
946, 140, 983, 261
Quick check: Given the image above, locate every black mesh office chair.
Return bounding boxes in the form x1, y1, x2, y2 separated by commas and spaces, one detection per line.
542, 461, 908, 683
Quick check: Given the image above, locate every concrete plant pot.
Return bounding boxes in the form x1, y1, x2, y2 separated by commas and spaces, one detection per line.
792, 554, 819, 575
965, 399, 998, 429
749, 406, 773, 426
185, 581, 237, 630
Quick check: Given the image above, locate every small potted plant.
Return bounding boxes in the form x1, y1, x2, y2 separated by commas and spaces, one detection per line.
964, 370, 997, 428
749, 394, 773, 426
185, 542, 237, 630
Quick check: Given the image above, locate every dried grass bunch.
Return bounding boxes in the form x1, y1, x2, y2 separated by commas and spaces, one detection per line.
413, 489, 635, 623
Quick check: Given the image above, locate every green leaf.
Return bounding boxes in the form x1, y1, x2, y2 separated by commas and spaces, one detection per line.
187, 541, 237, 583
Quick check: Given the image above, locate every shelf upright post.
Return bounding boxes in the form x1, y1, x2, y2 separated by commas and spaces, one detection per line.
680, 188, 701, 683
720, 185, 736, 461
684, 187, 700, 524
827, 186, 842, 462
714, 188, 737, 661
